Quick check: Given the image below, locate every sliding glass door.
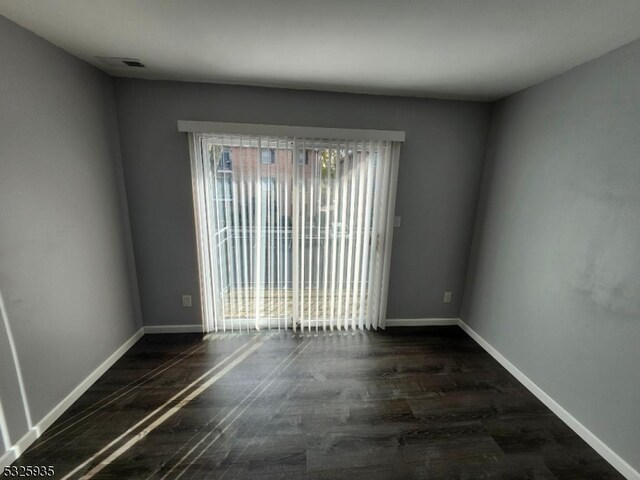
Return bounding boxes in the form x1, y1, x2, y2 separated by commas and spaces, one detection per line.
189, 130, 401, 332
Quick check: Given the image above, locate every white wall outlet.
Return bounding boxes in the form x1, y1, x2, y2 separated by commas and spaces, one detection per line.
443, 291, 452, 303
394, 216, 401, 228
182, 294, 192, 307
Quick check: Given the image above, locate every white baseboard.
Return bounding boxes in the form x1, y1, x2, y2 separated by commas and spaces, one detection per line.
458, 319, 639, 480
0, 450, 16, 470
144, 324, 203, 334
385, 318, 459, 327
12, 429, 37, 458
0, 327, 144, 469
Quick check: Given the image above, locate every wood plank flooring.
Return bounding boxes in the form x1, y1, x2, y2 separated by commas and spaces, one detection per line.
13, 327, 623, 479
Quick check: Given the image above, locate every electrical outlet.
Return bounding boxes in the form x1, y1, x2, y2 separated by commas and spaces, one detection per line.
443, 291, 452, 303
394, 216, 402, 228
182, 294, 192, 307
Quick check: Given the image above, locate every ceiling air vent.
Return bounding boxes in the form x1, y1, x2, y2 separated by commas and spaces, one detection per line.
96, 56, 145, 68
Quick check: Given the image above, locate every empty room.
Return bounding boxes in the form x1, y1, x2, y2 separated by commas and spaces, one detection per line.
1, 1, 639, 479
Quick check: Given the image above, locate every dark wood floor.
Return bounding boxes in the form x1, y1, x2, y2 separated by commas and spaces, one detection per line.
14, 327, 622, 479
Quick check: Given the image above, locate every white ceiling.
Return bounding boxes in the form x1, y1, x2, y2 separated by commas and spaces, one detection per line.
2, 0, 640, 100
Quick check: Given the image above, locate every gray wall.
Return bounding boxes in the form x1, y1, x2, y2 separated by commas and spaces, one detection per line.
113, 79, 492, 325
0, 16, 142, 454
462, 38, 640, 470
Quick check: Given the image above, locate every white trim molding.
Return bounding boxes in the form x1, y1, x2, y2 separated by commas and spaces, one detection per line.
177, 121, 406, 142
0, 327, 144, 469
144, 324, 204, 334
458, 319, 639, 480
0, 450, 16, 471
12, 429, 37, 459
385, 318, 459, 327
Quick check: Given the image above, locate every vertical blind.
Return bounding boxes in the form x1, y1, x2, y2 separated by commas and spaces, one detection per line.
186, 124, 402, 333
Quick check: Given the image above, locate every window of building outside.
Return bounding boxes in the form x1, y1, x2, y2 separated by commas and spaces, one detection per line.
219, 147, 232, 171
260, 148, 275, 164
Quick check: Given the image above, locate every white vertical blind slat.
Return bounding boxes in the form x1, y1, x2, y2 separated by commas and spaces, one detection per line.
351, 140, 368, 329
372, 141, 393, 328
328, 142, 341, 331
254, 137, 262, 329
299, 138, 307, 331
358, 141, 377, 329
345, 140, 361, 328
191, 137, 216, 332
231, 137, 243, 332
321, 143, 332, 331
314, 141, 322, 330
291, 139, 300, 332
240, 138, 251, 330
306, 139, 314, 330
283, 139, 290, 329
211, 139, 227, 331
336, 140, 350, 330
377, 143, 401, 329
275, 139, 281, 329
366, 140, 386, 328
247, 140, 255, 330
267, 136, 273, 330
